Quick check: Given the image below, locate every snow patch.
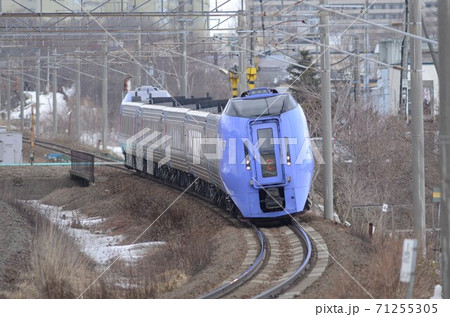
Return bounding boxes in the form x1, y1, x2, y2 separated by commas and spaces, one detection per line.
10, 91, 68, 120
28, 201, 165, 265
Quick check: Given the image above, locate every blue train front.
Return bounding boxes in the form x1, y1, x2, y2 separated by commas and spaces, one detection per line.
218, 88, 314, 219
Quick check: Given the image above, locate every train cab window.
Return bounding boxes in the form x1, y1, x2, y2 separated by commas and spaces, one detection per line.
224, 94, 298, 118
257, 128, 278, 178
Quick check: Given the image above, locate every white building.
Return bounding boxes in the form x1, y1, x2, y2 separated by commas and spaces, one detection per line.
0, 127, 22, 164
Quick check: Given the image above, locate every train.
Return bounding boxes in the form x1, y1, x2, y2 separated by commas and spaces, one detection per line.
119, 86, 314, 219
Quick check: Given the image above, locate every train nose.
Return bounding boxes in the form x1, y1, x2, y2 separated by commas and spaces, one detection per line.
259, 187, 285, 212
249, 120, 285, 186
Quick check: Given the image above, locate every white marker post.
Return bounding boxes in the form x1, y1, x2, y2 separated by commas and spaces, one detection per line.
400, 239, 418, 298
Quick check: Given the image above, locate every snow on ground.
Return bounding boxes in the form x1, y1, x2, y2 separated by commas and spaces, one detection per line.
79, 131, 124, 160
10, 91, 68, 120
28, 201, 165, 265
6, 88, 124, 159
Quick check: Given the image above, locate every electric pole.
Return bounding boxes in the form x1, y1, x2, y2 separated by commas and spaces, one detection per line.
438, 0, 450, 299
0, 69, 2, 114
364, 0, 370, 104
76, 48, 81, 141
238, 10, 247, 95
410, 0, 426, 256
20, 58, 24, 132
320, 0, 334, 220
353, 36, 361, 109
52, 48, 57, 138
179, 0, 187, 97
7, 59, 11, 129
135, 24, 142, 88
36, 50, 40, 138
400, 0, 409, 119
102, 40, 108, 151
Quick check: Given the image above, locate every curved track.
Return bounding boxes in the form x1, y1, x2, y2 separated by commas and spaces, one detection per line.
200, 220, 323, 299
24, 138, 328, 299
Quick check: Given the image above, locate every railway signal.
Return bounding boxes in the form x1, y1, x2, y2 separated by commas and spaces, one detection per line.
246, 66, 257, 90
228, 65, 239, 97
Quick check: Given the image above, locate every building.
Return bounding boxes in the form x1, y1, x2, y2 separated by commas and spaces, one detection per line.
0, 127, 22, 164
248, 0, 438, 51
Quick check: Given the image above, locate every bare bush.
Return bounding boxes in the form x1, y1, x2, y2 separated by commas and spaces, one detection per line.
32, 217, 92, 298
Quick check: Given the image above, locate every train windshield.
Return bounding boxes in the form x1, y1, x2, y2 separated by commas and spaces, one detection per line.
224, 94, 298, 118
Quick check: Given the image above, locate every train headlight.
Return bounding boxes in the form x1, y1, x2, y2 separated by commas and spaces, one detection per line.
285, 138, 291, 166
244, 142, 251, 171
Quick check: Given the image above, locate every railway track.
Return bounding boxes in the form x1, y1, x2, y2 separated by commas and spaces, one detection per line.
23, 137, 328, 298
201, 220, 325, 299
22, 137, 123, 164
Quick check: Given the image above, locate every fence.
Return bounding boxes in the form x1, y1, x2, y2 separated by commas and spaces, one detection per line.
70, 149, 95, 184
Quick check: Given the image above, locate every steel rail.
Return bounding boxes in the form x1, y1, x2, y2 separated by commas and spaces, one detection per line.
22, 137, 124, 165
199, 222, 266, 299
253, 221, 313, 299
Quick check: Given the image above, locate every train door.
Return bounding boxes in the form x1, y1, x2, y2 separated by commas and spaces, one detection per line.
250, 122, 284, 185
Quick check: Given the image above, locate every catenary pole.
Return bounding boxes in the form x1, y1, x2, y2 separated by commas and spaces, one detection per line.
353, 36, 361, 109
52, 48, 57, 138
364, 0, 369, 104
36, 50, 40, 137
179, 0, 187, 97
438, 0, 450, 299
76, 48, 81, 141
20, 58, 24, 132
238, 10, 247, 95
0, 66, 2, 114
320, 0, 334, 220
410, 0, 426, 257
135, 24, 142, 88
400, 0, 410, 120
7, 60, 11, 129
102, 40, 108, 151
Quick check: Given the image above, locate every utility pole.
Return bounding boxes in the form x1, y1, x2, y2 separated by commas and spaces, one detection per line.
52, 48, 58, 138
102, 40, 108, 151
320, 0, 334, 220
36, 50, 40, 138
363, 0, 370, 104
135, 24, 142, 88
248, 0, 255, 67
76, 48, 81, 141
0, 69, 2, 114
400, 0, 410, 120
47, 48, 50, 93
20, 59, 24, 132
238, 10, 247, 95
179, 0, 187, 97
353, 36, 361, 109
438, 0, 450, 299
410, 0, 426, 257
7, 60, 11, 129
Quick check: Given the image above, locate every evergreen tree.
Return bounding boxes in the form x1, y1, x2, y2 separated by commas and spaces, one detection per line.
286, 50, 320, 103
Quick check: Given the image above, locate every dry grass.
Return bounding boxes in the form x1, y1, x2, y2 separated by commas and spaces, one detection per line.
31, 218, 93, 298
2, 171, 220, 298
329, 234, 440, 299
